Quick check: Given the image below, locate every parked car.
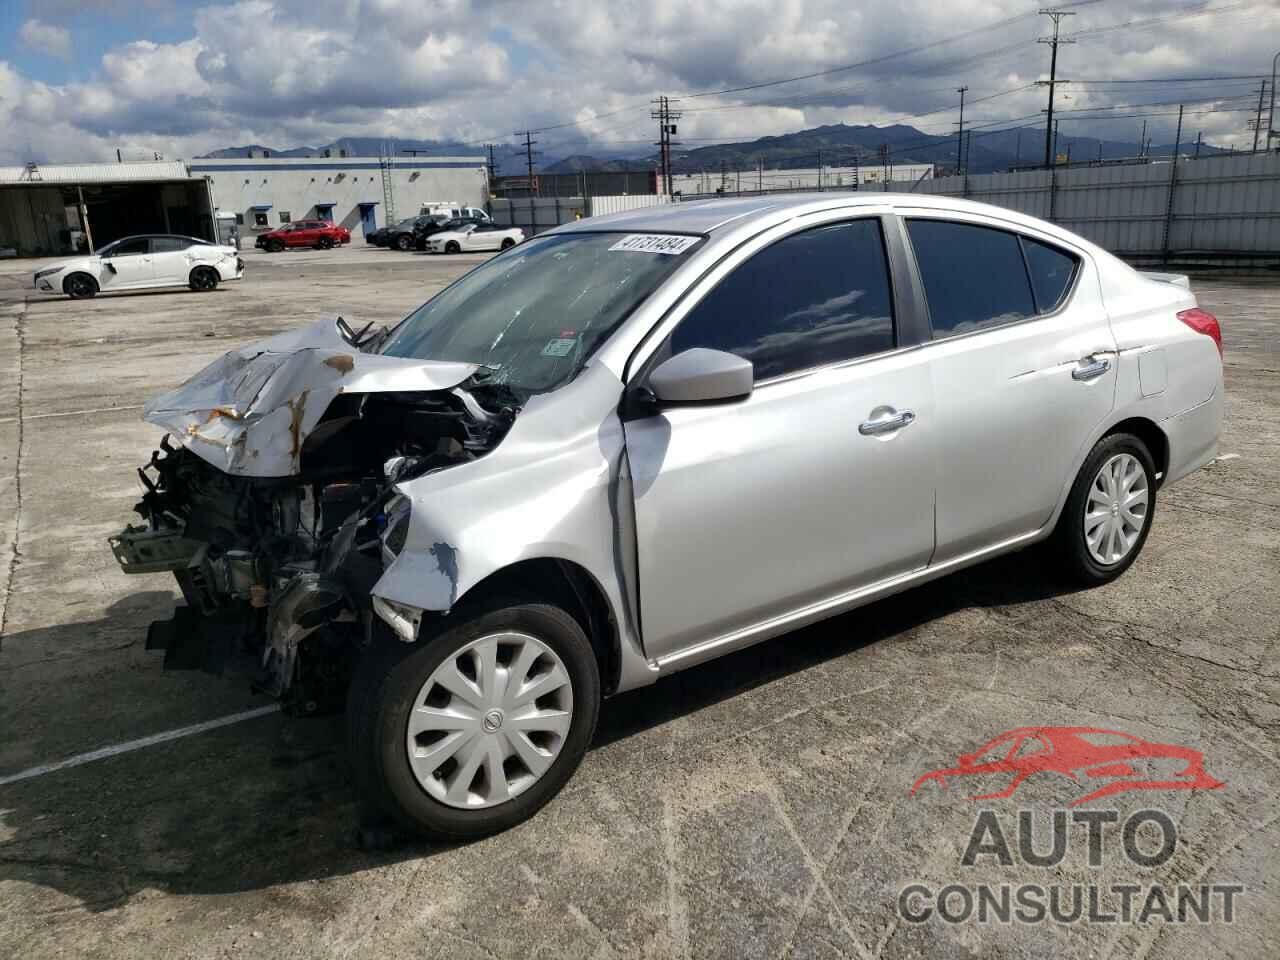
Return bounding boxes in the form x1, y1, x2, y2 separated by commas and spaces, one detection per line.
425, 222, 524, 253
412, 214, 488, 250
111, 194, 1223, 839
376, 215, 452, 251
33, 234, 243, 299
256, 219, 350, 252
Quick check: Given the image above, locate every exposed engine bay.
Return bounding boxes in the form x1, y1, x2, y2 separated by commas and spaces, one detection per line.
110, 379, 517, 714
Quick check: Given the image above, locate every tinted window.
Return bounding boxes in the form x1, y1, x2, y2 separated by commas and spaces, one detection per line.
103, 237, 149, 256
906, 220, 1035, 337
151, 237, 188, 253
1022, 237, 1078, 312
670, 219, 895, 381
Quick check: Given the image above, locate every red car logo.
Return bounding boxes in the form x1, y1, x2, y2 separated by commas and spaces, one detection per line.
910, 726, 1224, 806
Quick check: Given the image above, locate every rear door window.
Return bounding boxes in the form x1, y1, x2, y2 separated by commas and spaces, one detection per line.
906, 219, 1035, 338
150, 237, 188, 253
670, 218, 896, 381
1021, 237, 1078, 312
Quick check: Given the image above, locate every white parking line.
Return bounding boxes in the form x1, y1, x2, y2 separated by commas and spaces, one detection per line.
0, 705, 280, 787
0, 403, 142, 426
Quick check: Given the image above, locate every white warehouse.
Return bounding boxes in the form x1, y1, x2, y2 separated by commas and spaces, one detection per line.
191, 155, 489, 242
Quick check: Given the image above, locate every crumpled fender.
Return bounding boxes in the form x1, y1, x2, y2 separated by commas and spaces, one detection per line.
142, 318, 479, 477
371, 362, 655, 692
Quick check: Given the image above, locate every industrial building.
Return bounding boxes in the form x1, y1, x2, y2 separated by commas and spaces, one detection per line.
0, 154, 489, 257
0, 161, 214, 257
189, 155, 488, 242
669, 163, 934, 197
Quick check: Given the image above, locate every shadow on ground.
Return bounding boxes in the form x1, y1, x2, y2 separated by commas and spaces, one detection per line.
0, 550, 1078, 911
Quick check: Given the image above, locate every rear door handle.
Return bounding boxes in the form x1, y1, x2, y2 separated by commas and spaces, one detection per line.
1072, 356, 1111, 381
859, 410, 916, 436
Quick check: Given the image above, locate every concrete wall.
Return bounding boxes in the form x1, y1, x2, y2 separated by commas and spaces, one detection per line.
912, 152, 1280, 259
190, 156, 488, 239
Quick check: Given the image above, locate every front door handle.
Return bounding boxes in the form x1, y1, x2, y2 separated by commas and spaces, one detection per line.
859, 409, 916, 436
1072, 356, 1111, 381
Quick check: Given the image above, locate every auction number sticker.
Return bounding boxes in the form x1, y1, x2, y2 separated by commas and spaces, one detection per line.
609, 234, 700, 255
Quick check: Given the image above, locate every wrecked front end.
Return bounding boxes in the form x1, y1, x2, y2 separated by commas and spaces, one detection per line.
109, 318, 516, 714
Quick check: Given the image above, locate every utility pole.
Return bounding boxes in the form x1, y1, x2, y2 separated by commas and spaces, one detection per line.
965, 130, 973, 173
1269, 51, 1279, 152
1253, 80, 1268, 152
879, 143, 889, 187
955, 86, 968, 175
1195, 131, 1203, 158
485, 144, 497, 193
1140, 120, 1148, 158
1037, 8, 1076, 169
817, 149, 823, 191
518, 131, 538, 234
1161, 103, 1184, 263
651, 96, 682, 196
1015, 128, 1023, 166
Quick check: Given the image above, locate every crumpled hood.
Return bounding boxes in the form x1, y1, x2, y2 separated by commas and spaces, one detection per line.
144, 317, 479, 477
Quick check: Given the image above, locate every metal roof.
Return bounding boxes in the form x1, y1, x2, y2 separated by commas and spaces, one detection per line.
0, 160, 194, 185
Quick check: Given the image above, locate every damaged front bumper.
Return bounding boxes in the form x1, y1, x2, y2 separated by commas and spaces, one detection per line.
110, 318, 516, 712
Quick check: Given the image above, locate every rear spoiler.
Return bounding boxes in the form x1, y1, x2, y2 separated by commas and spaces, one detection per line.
1138, 271, 1191, 290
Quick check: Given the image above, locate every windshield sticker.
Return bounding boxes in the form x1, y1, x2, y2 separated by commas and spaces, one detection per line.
541, 337, 578, 358
609, 234, 699, 255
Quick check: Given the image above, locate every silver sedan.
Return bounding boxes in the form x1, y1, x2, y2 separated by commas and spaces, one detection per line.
114, 193, 1223, 838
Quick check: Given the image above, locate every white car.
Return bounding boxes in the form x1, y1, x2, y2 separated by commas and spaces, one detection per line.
425, 223, 524, 254
33, 234, 244, 299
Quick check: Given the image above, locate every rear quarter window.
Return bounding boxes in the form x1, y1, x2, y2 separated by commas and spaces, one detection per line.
1021, 237, 1079, 312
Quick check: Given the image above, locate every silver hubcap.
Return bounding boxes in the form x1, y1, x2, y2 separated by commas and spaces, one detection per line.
405, 631, 573, 809
1084, 452, 1149, 565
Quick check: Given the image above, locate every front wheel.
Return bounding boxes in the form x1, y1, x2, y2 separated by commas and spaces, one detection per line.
444, 240, 461, 254
1052, 432, 1157, 586
317, 236, 334, 250
64, 272, 98, 299
500, 238, 515, 250
395, 234, 413, 251
347, 599, 600, 839
266, 239, 284, 253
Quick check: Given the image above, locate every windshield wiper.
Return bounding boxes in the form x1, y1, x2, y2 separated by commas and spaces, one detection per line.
334, 315, 388, 350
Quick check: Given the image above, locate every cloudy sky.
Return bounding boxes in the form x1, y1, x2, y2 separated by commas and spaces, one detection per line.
1, 0, 1277, 164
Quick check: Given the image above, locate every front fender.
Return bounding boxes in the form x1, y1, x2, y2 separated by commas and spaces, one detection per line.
369, 363, 657, 692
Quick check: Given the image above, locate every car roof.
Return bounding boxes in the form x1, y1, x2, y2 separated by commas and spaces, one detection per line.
107, 234, 211, 244
547, 191, 1100, 251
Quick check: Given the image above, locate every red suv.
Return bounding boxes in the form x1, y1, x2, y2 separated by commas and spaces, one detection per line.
255, 219, 351, 252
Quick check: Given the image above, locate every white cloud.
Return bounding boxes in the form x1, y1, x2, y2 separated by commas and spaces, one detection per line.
18, 19, 72, 60
1, 0, 1278, 164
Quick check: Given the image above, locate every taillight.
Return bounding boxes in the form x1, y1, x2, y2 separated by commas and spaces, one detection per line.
1177, 307, 1222, 357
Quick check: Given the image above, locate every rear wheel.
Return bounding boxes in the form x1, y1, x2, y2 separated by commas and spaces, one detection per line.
445, 240, 461, 254
347, 599, 600, 839
1052, 432, 1156, 586
188, 266, 219, 292
63, 273, 98, 299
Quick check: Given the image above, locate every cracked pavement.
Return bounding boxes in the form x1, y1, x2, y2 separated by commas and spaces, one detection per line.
0, 247, 1276, 959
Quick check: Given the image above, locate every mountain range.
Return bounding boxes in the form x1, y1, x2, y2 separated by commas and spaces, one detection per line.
201, 123, 1230, 177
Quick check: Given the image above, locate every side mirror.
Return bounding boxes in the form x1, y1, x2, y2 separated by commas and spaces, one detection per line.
649, 348, 753, 405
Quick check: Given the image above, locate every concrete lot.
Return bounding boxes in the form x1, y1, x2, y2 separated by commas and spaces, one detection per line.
0, 245, 1276, 959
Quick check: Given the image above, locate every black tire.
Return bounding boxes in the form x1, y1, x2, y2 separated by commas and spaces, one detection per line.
395, 233, 413, 251
63, 272, 98, 299
266, 239, 284, 253
188, 266, 219, 292
1052, 432, 1157, 586
346, 598, 600, 840
318, 237, 334, 250
445, 240, 461, 254
500, 238, 515, 250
